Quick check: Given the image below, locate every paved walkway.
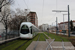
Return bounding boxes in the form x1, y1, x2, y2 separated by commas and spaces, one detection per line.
51, 42, 74, 50
26, 33, 75, 50
26, 41, 48, 50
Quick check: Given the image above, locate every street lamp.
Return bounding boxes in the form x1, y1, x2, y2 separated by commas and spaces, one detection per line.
52, 5, 70, 37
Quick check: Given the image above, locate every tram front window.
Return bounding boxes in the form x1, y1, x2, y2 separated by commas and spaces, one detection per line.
21, 25, 29, 34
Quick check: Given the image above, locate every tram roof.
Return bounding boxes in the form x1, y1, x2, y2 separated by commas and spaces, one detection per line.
21, 22, 36, 28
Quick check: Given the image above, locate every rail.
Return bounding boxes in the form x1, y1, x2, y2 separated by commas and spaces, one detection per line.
61, 38, 65, 50
15, 40, 30, 50
46, 38, 55, 50
33, 34, 40, 50
0, 39, 19, 49
43, 34, 49, 44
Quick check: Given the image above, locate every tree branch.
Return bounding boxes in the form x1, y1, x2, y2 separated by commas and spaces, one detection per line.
0, 0, 5, 5
1, 2, 9, 8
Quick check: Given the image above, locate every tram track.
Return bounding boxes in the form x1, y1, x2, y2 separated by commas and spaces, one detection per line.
46, 37, 65, 50
33, 33, 55, 50
46, 38, 55, 50
0, 39, 19, 49
43, 34, 49, 44
43, 34, 51, 50
0, 39, 28, 50
33, 34, 40, 50
0, 34, 39, 50
60, 38, 65, 50
15, 40, 30, 50
43, 33, 55, 50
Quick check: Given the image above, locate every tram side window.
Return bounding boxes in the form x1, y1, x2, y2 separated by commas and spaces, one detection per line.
30, 26, 32, 34
32, 26, 35, 33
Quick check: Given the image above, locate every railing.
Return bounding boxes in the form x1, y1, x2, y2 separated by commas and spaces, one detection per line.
0, 30, 19, 41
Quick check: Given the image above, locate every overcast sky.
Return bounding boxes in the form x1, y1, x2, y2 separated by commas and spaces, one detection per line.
11, 0, 75, 26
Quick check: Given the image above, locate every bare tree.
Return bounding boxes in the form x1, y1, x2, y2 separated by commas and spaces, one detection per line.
8, 15, 26, 30
7, 8, 30, 30
16, 8, 25, 16
0, 0, 14, 23
0, 7, 10, 26
16, 8, 30, 16
0, 0, 13, 12
0, 0, 14, 39
10, 10, 16, 18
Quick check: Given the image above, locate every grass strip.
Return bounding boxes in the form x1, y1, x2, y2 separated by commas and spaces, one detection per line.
0, 40, 18, 48
0, 33, 49, 50
1, 40, 27, 50
44, 32, 69, 42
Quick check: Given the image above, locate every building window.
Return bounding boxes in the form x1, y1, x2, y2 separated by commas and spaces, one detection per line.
32, 22, 35, 23
31, 19, 35, 21
31, 18, 35, 19
30, 16, 33, 17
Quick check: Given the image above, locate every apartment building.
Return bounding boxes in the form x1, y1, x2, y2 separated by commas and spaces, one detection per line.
58, 21, 75, 30
27, 12, 38, 27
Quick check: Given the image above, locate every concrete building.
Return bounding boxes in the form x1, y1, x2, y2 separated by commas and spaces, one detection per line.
58, 20, 75, 30
39, 24, 49, 31
39, 25, 43, 31
27, 12, 38, 27
49, 26, 56, 32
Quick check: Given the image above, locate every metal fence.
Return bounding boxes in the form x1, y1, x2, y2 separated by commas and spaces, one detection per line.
0, 29, 19, 41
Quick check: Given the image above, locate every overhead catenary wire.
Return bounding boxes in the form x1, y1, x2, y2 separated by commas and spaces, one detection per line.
23, 0, 29, 9
16, 0, 21, 8
41, 0, 44, 23
48, 13, 57, 21
56, 0, 57, 9
41, 0, 57, 24
14, 0, 29, 10
42, 0, 44, 17
48, 0, 58, 23
51, 0, 58, 19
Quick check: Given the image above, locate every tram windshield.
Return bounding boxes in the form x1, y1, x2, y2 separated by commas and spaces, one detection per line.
20, 25, 29, 34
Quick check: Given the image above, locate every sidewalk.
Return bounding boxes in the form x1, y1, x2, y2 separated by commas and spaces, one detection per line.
26, 32, 75, 50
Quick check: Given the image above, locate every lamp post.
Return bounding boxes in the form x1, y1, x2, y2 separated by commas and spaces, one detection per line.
68, 5, 70, 37
52, 5, 70, 37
